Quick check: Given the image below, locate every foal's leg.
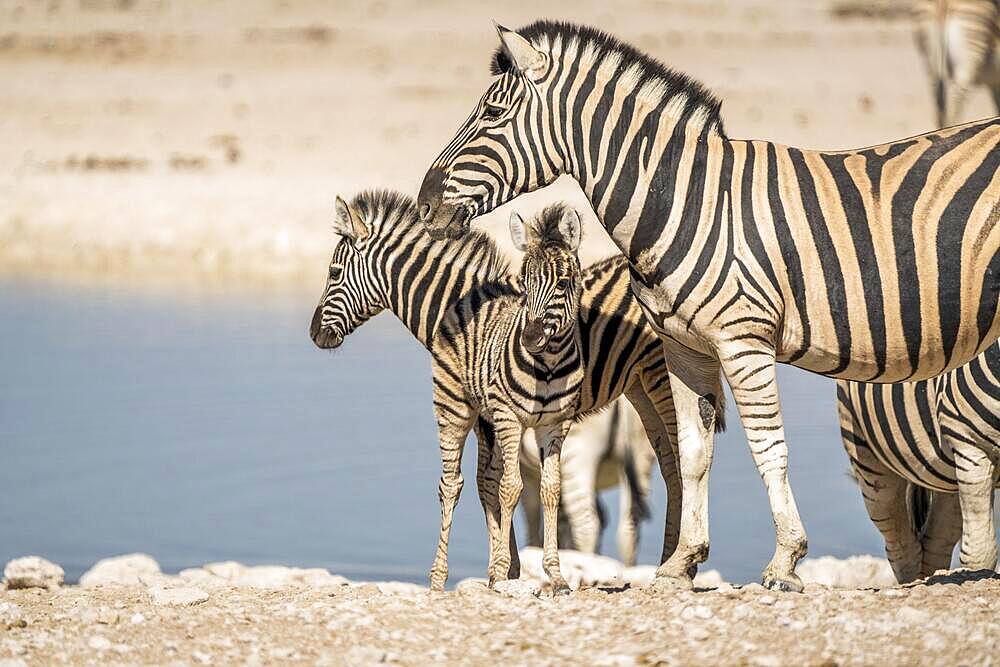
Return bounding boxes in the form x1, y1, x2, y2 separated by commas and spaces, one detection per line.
487, 408, 524, 586
536, 420, 572, 593
429, 402, 476, 591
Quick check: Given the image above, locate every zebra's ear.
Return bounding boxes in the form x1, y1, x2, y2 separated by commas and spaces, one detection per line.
334, 196, 369, 242
557, 208, 582, 252
495, 23, 546, 75
509, 211, 529, 252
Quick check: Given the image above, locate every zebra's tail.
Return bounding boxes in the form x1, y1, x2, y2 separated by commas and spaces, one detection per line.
907, 482, 932, 538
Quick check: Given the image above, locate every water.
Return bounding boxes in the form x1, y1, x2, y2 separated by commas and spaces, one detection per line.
0, 278, 890, 585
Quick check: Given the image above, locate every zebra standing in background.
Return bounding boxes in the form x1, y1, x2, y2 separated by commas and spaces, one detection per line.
914, 0, 1000, 127
428, 204, 585, 593
417, 21, 1000, 592
310, 190, 725, 590
839, 341, 1000, 583
520, 397, 656, 566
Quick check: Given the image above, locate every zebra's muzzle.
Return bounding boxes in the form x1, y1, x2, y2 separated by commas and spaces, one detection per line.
310, 307, 344, 349
521, 319, 551, 355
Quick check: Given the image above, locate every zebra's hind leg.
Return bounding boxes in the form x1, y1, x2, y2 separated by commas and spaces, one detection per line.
487, 409, 525, 587
721, 347, 806, 593
838, 389, 922, 583
558, 424, 604, 555
953, 441, 998, 572
652, 340, 722, 590
535, 420, 572, 594
518, 430, 544, 548
429, 406, 476, 592
917, 489, 961, 578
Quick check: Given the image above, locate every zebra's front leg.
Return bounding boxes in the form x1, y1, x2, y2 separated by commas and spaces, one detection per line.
954, 441, 998, 572
479, 423, 521, 581
487, 410, 524, 587
653, 340, 721, 589
721, 346, 806, 592
429, 408, 475, 592
536, 420, 571, 593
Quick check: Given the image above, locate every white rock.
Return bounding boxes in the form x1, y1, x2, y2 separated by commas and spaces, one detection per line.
693, 569, 724, 589
374, 581, 427, 596
80, 554, 161, 588
3, 556, 64, 590
199, 562, 348, 589
149, 586, 209, 607
517, 547, 623, 589
130, 613, 145, 625
0, 602, 23, 627
492, 579, 542, 599
681, 605, 714, 620
454, 578, 490, 596
622, 565, 656, 588
797, 555, 895, 589
87, 636, 112, 651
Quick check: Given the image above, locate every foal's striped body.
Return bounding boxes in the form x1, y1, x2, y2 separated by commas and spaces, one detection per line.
417, 21, 1000, 590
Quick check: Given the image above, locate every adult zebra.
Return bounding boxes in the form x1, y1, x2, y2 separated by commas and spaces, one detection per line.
914, 0, 1000, 127
839, 341, 1000, 583
416, 21, 1000, 591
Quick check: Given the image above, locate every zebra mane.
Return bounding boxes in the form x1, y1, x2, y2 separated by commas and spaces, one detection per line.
490, 20, 725, 136
530, 203, 579, 250
348, 189, 510, 280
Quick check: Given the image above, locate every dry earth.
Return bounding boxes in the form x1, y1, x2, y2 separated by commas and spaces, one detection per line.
2, 553, 999, 666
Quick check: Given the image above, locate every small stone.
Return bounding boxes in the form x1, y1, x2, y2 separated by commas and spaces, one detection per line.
192, 650, 211, 664
692, 569, 724, 589
455, 578, 490, 596
80, 554, 160, 588
96, 608, 119, 625
0, 602, 24, 628
88, 636, 112, 651
375, 581, 427, 596
688, 627, 711, 641
757, 595, 776, 606
493, 579, 542, 599
130, 612, 145, 625
880, 588, 907, 598
3, 556, 64, 590
149, 586, 209, 607
681, 605, 713, 620
750, 654, 782, 667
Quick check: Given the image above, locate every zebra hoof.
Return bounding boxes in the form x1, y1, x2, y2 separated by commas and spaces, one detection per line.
647, 573, 693, 593
762, 573, 803, 593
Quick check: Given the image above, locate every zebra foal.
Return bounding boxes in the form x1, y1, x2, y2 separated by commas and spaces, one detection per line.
840, 341, 1000, 583
417, 20, 1000, 592
310, 190, 725, 589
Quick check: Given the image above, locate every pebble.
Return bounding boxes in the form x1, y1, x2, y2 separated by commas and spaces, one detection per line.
879, 588, 907, 598
87, 636, 112, 651
0, 602, 24, 628
757, 595, 776, 606
688, 627, 711, 641
3, 557, 64, 590
130, 612, 145, 625
149, 586, 210, 607
80, 554, 161, 588
492, 579, 542, 599
681, 605, 713, 620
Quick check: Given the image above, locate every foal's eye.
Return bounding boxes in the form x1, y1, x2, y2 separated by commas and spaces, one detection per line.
482, 103, 506, 122
556, 278, 570, 290
328, 265, 343, 282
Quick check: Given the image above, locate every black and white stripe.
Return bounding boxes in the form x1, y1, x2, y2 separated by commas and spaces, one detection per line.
417, 20, 1000, 591
839, 341, 1000, 583
310, 190, 725, 589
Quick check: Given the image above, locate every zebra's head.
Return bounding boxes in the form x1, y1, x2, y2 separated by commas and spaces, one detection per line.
511, 204, 583, 355
310, 194, 387, 349
418, 24, 562, 240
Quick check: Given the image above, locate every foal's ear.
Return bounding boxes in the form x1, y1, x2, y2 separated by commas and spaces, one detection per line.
495, 23, 547, 75
334, 196, 369, 242
557, 208, 582, 252
509, 211, 529, 252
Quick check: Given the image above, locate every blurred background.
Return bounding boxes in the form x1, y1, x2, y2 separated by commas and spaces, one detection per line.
1, 0, 997, 584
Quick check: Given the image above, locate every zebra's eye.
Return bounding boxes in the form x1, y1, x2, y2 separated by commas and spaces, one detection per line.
328, 265, 343, 282
556, 278, 570, 290
482, 103, 506, 122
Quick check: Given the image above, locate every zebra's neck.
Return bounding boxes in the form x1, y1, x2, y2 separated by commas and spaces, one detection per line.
378, 220, 510, 348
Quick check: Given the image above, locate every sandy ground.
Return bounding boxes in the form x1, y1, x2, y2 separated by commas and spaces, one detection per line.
3, 568, 1000, 666
2, 0, 998, 291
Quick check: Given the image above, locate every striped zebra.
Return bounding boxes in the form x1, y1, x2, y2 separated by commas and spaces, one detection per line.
839, 341, 1000, 583
914, 0, 1000, 127
416, 20, 1000, 592
309, 190, 725, 589
429, 203, 586, 593
520, 397, 656, 566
